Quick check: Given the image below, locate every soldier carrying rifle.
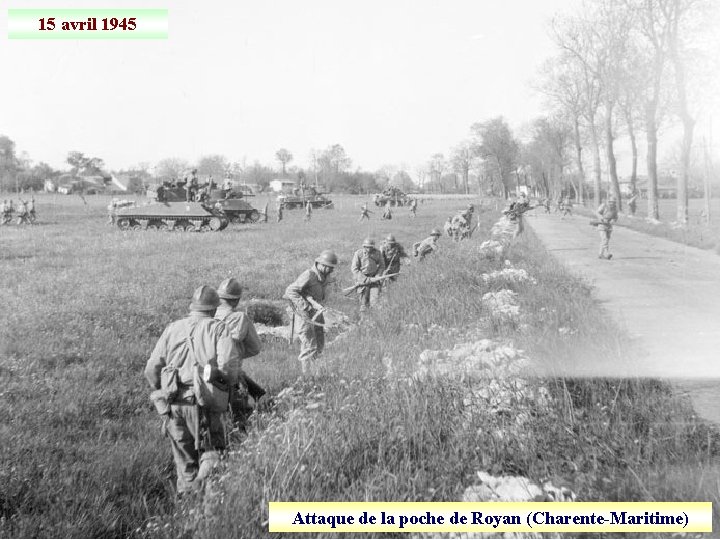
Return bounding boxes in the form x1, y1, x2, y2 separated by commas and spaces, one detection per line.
214, 278, 266, 430
284, 250, 338, 373
351, 238, 386, 310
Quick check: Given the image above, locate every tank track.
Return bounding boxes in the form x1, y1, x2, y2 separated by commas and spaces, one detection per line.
115, 214, 229, 232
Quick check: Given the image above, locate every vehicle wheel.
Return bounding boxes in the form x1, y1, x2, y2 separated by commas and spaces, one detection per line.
183, 222, 196, 232
157, 222, 169, 231
146, 221, 159, 230
117, 218, 131, 230
230, 215, 244, 224
248, 210, 260, 223
199, 223, 212, 232
209, 217, 223, 231
132, 224, 143, 231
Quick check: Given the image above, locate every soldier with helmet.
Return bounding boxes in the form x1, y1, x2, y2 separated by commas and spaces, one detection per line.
413, 228, 442, 261
0, 200, 10, 225
596, 195, 619, 259
214, 278, 262, 429
144, 285, 240, 495
380, 234, 407, 282
15, 198, 30, 225
351, 238, 386, 309
284, 250, 338, 373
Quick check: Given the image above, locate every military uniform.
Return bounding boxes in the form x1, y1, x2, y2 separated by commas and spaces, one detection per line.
413, 230, 441, 261
28, 197, 36, 222
284, 255, 335, 372
409, 199, 417, 217
277, 203, 284, 222
359, 204, 371, 221
16, 200, 30, 225
215, 285, 261, 427
305, 201, 312, 222
0, 200, 9, 225
596, 200, 618, 259
380, 237, 407, 282
351, 241, 385, 308
144, 291, 240, 495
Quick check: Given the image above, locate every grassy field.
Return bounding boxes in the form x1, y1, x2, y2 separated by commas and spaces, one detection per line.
1, 192, 719, 538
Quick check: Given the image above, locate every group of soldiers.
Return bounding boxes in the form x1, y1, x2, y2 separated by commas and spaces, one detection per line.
443, 203, 476, 241
359, 197, 418, 222
144, 211, 456, 495
1, 197, 36, 225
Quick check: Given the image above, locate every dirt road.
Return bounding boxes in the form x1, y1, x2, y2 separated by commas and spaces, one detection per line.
528, 212, 720, 421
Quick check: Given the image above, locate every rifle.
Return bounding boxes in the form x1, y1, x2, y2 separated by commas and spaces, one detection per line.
342, 273, 399, 296
244, 374, 266, 401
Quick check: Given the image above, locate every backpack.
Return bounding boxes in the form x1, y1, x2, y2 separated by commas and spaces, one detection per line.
158, 321, 230, 413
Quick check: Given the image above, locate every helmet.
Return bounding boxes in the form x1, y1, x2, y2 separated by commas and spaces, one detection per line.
218, 278, 243, 300
315, 250, 338, 268
362, 238, 376, 248
385, 234, 396, 243
189, 285, 220, 311
430, 228, 442, 236
468, 204, 475, 210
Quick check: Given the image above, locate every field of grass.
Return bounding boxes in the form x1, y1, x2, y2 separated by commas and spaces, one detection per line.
1, 192, 719, 538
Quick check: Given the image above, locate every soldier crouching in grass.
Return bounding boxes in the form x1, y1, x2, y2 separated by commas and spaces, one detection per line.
413, 228, 442, 261
284, 250, 338, 374
214, 278, 263, 431
144, 285, 239, 496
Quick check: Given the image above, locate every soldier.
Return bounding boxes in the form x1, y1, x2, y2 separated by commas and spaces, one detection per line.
382, 202, 393, 220
15, 199, 30, 225
443, 217, 453, 237
542, 197, 551, 214
450, 213, 469, 242
144, 285, 240, 495
185, 169, 199, 202
413, 228, 442, 261
222, 176, 233, 199
284, 250, 338, 373
627, 192, 638, 216
0, 200, 10, 225
560, 195, 573, 219
214, 278, 262, 430
504, 194, 533, 238
276, 202, 284, 222
304, 200, 313, 222
462, 204, 474, 229
28, 196, 37, 223
596, 196, 618, 259
359, 203, 372, 222
380, 234, 407, 282
409, 197, 417, 218
107, 199, 118, 226
351, 238, 386, 309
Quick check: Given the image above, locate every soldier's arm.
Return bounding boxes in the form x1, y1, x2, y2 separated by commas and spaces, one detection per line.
144, 327, 170, 389
283, 271, 314, 315
216, 324, 240, 387
351, 252, 367, 284
240, 314, 262, 359
376, 251, 386, 275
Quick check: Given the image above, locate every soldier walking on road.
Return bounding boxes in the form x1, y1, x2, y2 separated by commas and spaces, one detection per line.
351, 238, 386, 310
413, 228, 442, 261
215, 278, 263, 430
596, 196, 618, 260
380, 234, 407, 282
284, 250, 338, 373
144, 285, 240, 496
627, 192, 638, 216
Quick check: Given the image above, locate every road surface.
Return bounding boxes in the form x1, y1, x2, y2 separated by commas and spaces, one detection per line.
527, 211, 720, 422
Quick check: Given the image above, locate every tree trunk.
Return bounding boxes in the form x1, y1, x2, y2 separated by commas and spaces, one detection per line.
588, 120, 602, 207
670, 43, 693, 225
645, 101, 660, 220
573, 117, 585, 204
627, 114, 638, 193
604, 100, 622, 210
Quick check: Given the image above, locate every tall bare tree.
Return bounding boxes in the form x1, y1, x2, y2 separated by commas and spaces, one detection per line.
275, 148, 293, 176
451, 141, 477, 195
472, 117, 519, 198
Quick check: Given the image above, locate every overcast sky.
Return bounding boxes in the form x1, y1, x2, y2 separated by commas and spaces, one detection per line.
2, 0, 718, 175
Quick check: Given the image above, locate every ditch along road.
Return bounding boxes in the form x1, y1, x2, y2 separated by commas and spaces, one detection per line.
527, 211, 720, 424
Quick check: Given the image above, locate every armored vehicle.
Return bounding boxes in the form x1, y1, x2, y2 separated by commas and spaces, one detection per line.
277, 186, 333, 210
205, 189, 261, 223
373, 187, 410, 207
114, 187, 229, 232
